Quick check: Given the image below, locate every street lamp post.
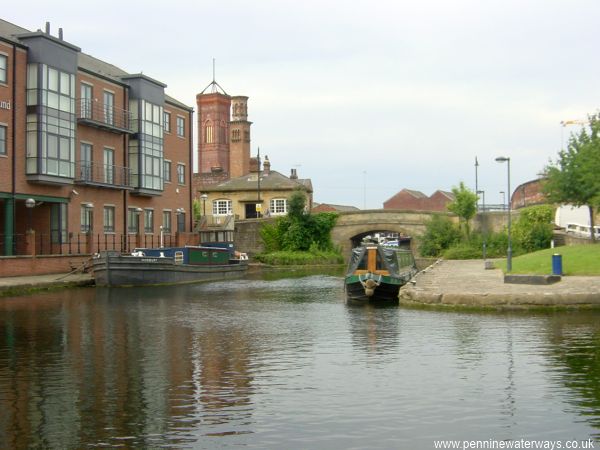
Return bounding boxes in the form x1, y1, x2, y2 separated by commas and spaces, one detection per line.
25, 198, 35, 232
495, 156, 512, 272
476, 190, 487, 261
200, 193, 208, 217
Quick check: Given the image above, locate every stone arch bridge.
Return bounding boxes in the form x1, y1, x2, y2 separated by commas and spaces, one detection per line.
235, 209, 508, 260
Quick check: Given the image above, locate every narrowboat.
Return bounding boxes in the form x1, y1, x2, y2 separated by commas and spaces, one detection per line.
92, 245, 248, 287
344, 242, 417, 302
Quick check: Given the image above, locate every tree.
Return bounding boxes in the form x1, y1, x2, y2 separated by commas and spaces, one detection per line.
418, 215, 461, 257
259, 189, 339, 252
512, 205, 554, 252
446, 181, 478, 237
543, 115, 600, 241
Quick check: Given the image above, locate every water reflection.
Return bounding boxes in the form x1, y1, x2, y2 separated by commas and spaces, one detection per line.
345, 302, 401, 357
1, 278, 600, 448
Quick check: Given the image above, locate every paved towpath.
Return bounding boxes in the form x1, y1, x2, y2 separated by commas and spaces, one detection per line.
399, 259, 600, 308
0, 272, 93, 296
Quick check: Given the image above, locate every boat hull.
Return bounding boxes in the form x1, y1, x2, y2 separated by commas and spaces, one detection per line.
345, 272, 415, 303
92, 252, 248, 287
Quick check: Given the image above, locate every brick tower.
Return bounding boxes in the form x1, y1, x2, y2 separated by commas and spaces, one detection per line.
229, 96, 252, 178
196, 81, 231, 176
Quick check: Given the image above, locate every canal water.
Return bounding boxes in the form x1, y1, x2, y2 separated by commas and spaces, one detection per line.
1, 272, 600, 449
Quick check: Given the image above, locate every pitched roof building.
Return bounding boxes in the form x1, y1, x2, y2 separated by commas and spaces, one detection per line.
383, 188, 455, 212
193, 82, 312, 220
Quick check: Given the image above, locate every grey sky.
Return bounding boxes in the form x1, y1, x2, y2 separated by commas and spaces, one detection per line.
6, 0, 600, 208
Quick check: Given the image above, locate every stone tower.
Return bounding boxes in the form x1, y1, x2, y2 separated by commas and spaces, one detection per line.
196, 83, 231, 175
229, 96, 252, 178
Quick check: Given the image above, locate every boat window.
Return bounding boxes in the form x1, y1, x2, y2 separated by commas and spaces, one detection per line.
174, 251, 184, 264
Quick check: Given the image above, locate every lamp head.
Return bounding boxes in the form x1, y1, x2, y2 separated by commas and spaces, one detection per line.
25, 198, 36, 208
495, 156, 510, 163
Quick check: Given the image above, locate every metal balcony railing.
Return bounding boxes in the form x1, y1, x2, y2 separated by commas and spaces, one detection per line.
77, 99, 134, 133
75, 160, 132, 189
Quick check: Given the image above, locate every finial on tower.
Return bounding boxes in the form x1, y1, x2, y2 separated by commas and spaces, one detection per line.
200, 58, 228, 95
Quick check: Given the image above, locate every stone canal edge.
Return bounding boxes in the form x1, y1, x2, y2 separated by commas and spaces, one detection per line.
399, 259, 600, 309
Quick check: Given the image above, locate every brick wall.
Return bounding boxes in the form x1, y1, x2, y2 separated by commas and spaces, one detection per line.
0, 254, 90, 277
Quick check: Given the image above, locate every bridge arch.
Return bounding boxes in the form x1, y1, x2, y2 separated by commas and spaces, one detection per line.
331, 210, 454, 260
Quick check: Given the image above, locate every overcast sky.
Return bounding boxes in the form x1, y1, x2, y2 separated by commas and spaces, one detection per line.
6, 0, 600, 208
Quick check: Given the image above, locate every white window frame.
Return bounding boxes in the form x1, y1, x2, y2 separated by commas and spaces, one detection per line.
212, 199, 232, 216
144, 208, 154, 234
164, 111, 171, 133
176, 115, 185, 137
0, 124, 6, 155
270, 198, 288, 215
0, 54, 7, 84
103, 205, 115, 233
164, 159, 172, 182
162, 210, 172, 233
177, 163, 185, 185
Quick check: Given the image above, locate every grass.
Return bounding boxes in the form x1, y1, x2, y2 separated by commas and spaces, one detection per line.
254, 250, 344, 266
495, 244, 600, 275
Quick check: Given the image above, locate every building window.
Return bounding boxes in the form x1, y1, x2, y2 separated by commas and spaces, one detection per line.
270, 198, 288, 215
50, 203, 68, 244
144, 209, 154, 233
128, 208, 140, 233
129, 99, 164, 191
164, 160, 171, 182
162, 210, 171, 233
104, 148, 114, 184
232, 128, 240, 142
80, 205, 93, 233
177, 211, 186, 232
164, 111, 171, 133
177, 163, 185, 184
177, 116, 185, 137
213, 199, 232, 216
103, 91, 114, 125
25, 63, 76, 178
80, 143, 92, 181
0, 54, 6, 83
103, 206, 115, 233
204, 121, 213, 143
0, 125, 6, 155
80, 83, 92, 119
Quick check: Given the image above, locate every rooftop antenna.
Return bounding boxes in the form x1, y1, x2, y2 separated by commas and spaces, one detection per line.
200, 58, 228, 95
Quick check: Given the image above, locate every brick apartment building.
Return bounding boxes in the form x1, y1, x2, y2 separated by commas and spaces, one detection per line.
0, 19, 194, 261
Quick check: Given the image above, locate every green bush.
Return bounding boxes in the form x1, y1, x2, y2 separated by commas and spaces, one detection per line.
512, 205, 554, 252
258, 190, 341, 264
419, 215, 461, 257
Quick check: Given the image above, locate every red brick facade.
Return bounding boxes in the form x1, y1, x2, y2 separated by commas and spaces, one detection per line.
383, 189, 454, 212
0, 20, 194, 269
511, 178, 546, 209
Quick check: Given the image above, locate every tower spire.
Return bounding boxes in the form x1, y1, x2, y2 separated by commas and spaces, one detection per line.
200, 58, 228, 95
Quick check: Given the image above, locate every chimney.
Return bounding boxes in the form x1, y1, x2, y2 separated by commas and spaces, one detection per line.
58, 28, 63, 40
290, 168, 298, 179
45, 22, 50, 34
263, 155, 271, 174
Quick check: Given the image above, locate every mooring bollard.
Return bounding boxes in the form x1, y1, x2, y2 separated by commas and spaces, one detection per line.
552, 253, 563, 276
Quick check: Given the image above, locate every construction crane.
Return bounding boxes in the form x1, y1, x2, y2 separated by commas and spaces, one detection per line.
560, 118, 588, 150
560, 119, 587, 126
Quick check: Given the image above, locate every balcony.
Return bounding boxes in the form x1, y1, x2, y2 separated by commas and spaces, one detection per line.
77, 99, 135, 134
75, 161, 133, 190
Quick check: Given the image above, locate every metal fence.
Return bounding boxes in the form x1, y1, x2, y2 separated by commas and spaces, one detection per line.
0, 233, 179, 257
